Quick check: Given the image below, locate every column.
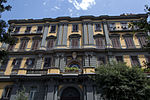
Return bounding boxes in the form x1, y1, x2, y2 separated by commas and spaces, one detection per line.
87, 23, 94, 45
62, 24, 68, 46
57, 24, 63, 46
83, 23, 88, 45
36, 54, 43, 69
59, 53, 65, 71
40, 23, 49, 50
84, 52, 89, 67
90, 53, 97, 67
102, 21, 112, 48
46, 82, 55, 100
86, 84, 94, 100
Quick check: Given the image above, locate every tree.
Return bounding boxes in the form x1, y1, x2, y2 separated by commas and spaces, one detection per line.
0, 0, 15, 61
15, 87, 28, 100
95, 62, 150, 100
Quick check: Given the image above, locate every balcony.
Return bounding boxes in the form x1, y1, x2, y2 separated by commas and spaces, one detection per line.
26, 69, 48, 75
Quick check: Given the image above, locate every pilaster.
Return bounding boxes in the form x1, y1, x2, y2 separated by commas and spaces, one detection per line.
40, 23, 49, 50
35, 54, 43, 69
102, 21, 112, 48
83, 23, 88, 45
62, 24, 68, 46
87, 23, 94, 45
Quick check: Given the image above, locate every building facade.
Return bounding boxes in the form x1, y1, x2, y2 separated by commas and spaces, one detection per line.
0, 14, 150, 100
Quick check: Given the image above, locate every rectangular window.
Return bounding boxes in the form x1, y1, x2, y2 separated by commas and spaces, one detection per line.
116, 56, 123, 62
71, 38, 79, 48
124, 37, 135, 48
95, 38, 105, 49
50, 25, 56, 33
3, 87, 12, 99
14, 27, 20, 33
0, 59, 8, 70
95, 24, 101, 31
29, 90, 36, 100
109, 23, 116, 31
19, 40, 28, 51
131, 56, 140, 66
121, 22, 128, 30
47, 39, 54, 50
26, 58, 35, 68
7, 44, 15, 51
31, 40, 40, 50
12, 58, 22, 69
25, 26, 32, 33
138, 36, 146, 47
98, 57, 105, 65
72, 24, 78, 32
44, 57, 51, 68
37, 26, 43, 33
111, 37, 121, 48
146, 56, 150, 67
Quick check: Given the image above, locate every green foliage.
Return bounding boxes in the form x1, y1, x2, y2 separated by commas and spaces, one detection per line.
95, 62, 150, 100
15, 87, 28, 100
0, 0, 15, 62
64, 67, 79, 71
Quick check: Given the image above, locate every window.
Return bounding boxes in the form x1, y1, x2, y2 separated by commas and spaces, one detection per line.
124, 37, 135, 48
71, 38, 79, 48
111, 37, 121, 48
25, 26, 31, 33
47, 39, 55, 50
44, 57, 51, 68
31, 40, 40, 50
26, 58, 35, 68
97, 57, 105, 65
12, 58, 22, 69
29, 88, 37, 100
131, 56, 140, 66
109, 23, 116, 31
95, 38, 105, 49
50, 25, 56, 33
121, 22, 128, 30
72, 24, 78, 32
37, 26, 43, 33
7, 44, 15, 51
146, 56, 150, 68
0, 59, 8, 71
2, 86, 12, 99
95, 24, 101, 31
19, 40, 28, 51
138, 36, 147, 47
116, 56, 123, 62
14, 27, 20, 33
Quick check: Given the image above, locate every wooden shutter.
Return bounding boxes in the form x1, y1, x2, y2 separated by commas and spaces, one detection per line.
71, 38, 78, 48
47, 39, 54, 49
111, 37, 120, 48
20, 40, 28, 50
96, 38, 104, 49
32, 40, 39, 50
7, 44, 15, 51
131, 56, 140, 66
125, 37, 134, 48
138, 36, 146, 47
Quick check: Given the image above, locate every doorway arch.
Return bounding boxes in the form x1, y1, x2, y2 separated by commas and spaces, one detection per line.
60, 87, 81, 100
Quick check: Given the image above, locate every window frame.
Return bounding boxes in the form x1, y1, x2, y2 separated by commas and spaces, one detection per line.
72, 24, 78, 32
95, 23, 102, 32
130, 56, 141, 67
25, 26, 32, 33
50, 25, 56, 33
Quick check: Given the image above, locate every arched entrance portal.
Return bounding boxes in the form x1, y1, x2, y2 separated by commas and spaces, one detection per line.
60, 87, 80, 100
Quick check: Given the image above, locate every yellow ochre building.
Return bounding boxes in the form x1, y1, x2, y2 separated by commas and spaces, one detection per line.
0, 14, 149, 100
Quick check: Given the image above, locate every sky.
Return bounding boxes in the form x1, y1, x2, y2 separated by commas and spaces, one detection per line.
1, 0, 150, 21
